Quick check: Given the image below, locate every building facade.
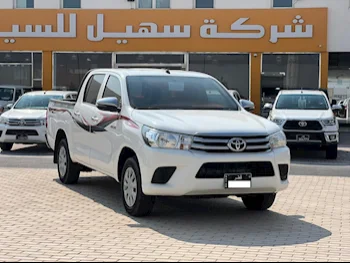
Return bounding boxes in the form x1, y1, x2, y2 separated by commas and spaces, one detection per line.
1, 0, 349, 112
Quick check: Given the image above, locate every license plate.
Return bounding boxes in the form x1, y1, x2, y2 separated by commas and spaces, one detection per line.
224, 173, 252, 189
297, 134, 310, 142
16, 134, 28, 141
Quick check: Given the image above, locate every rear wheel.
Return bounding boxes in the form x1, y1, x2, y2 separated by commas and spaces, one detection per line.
57, 139, 80, 184
0, 143, 13, 152
242, 194, 276, 211
121, 157, 155, 217
326, 144, 338, 160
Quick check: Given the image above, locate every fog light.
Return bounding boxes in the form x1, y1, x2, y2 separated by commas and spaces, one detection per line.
151, 167, 177, 184
279, 164, 289, 181
326, 133, 339, 143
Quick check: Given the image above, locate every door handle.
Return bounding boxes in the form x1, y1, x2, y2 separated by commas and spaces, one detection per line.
74, 111, 80, 116
91, 116, 99, 122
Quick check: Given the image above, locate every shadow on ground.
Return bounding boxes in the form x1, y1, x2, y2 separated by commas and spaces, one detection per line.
291, 148, 350, 166
0, 144, 52, 156
56, 176, 332, 247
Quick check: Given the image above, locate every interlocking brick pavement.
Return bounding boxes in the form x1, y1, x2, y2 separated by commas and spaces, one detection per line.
0, 168, 349, 262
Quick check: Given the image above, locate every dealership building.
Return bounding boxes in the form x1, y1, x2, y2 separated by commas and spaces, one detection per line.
0, 0, 349, 112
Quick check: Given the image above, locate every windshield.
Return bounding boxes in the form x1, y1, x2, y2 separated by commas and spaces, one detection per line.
14, 95, 63, 110
0, 88, 14, 101
276, 94, 329, 110
126, 76, 239, 111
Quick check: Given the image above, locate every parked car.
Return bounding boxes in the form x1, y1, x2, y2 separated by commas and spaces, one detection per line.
337, 98, 349, 124
47, 69, 290, 217
264, 89, 341, 159
0, 91, 77, 152
0, 85, 35, 115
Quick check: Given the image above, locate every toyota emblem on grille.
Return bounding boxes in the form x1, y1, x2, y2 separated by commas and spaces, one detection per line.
298, 121, 308, 128
20, 120, 26, 126
228, 138, 247, 152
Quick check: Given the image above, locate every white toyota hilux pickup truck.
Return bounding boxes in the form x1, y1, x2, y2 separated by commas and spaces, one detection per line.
47, 69, 290, 217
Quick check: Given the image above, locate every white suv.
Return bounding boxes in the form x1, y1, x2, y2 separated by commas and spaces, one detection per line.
265, 90, 340, 159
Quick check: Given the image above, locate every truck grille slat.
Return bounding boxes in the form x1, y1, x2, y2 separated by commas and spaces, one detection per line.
8, 119, 41, 127
191, 135, 271, 153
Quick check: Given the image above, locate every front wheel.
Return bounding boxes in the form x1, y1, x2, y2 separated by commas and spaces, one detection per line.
0, 143, 13, 152
57, 139, 80, 184
121, 157, 155, 217
242, 194, 276, 211
326, 144, 338, 160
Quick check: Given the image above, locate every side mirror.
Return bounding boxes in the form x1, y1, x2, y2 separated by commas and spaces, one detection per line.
263, 103, 273, 111
6, 104, 13, 110
331, 99, 337, 106
332, 104, 342, 112
240, 99, 255, 112
96, 97, 121, 113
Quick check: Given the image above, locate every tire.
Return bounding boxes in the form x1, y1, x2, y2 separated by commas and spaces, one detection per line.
326, 144, 338, 160
121, 157, 155, 217
57, 139, 80, 184
242, 193, 276, 211
0, 143, 13, 152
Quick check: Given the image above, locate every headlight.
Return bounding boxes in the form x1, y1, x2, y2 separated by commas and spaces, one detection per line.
269, 131, 287, 149
271, 118, 286, 126
142, 126, 193, 150
321, 118, 336, 126
0, 116, 8, 125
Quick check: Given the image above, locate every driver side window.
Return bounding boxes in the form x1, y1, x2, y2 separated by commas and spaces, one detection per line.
102, 75, 122, 106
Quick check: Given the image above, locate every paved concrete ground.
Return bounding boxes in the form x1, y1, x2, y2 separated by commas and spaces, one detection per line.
0, 131, 349, 262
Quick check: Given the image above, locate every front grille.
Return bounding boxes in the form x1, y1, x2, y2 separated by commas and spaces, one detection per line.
283, 120, 323, 131
285, 132, 325, 143
6, 130, 39, 136
191, 135, 271, 153
8, 119, 41, 127
196, 162, 275, 179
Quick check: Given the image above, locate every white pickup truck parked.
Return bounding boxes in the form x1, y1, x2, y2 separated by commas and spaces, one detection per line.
47, 69, 290, 217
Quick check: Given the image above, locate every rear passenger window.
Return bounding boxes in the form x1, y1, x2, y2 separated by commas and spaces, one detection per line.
84, 75, 105, 105
103, 76, 122, 104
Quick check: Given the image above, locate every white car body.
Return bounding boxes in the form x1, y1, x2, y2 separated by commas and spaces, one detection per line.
47, 69, 290, 216
337, 98, 350, 125
267, 90, 339, 158
0, 86, 34, 115
0, 91, 77, 146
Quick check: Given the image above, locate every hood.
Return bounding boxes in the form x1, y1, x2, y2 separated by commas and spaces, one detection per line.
1, 109, 46, 119
132, 110, 280, 136
272, 110, 333, 120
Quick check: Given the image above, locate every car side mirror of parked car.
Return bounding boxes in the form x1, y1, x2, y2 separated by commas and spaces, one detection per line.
240, 99, 255, 112
96, 98, 121, 113
263, 103, 273, 111
6, 104, 13, 110
332, 104, 342, 112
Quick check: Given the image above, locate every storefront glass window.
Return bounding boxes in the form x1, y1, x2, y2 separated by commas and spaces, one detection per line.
189, 54, 250, 99
63, 0, 81, 8
273, 0, 293, 7
139, 0, 152, 8
116, 54, 184, 64
16, 0, 34, 8
328, 53, 350, 101
261, 54, 320, 110
33, 53, 42, 89
156, 0, 170, 8
54, 53, 112, 91
196, 0, 214, 8
0, 52, 33, 87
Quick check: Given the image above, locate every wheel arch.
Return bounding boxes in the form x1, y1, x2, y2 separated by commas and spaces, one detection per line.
117, 147, 139, 182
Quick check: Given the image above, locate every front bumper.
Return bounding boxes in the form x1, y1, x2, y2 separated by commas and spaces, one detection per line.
0, 124, 47, 144
137, 146, 290, 197
284, 130, 339, 147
